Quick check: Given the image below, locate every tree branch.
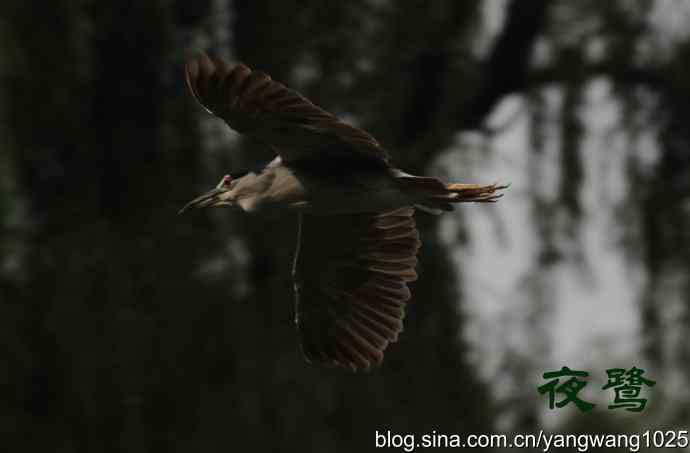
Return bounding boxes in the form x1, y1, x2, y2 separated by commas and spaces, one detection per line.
461, 0, 551, 130
530, 58, 664, 89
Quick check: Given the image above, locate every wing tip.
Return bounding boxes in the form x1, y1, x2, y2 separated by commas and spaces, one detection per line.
185, 50, 255, 114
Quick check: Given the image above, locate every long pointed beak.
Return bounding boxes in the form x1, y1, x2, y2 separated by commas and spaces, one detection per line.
178, 188, 224, 215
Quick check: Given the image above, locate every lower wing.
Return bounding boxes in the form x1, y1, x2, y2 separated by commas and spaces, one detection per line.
292, 207, 420, 371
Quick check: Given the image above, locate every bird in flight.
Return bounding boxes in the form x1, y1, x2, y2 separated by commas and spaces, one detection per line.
180, 52, 506, 372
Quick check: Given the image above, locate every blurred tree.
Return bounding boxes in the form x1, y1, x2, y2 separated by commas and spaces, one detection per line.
1, 0, 508, 450
5, 0, 690, 451
1, 0, 235, 451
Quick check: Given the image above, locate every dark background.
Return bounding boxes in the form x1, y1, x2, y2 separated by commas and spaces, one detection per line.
1, 1, 688, 451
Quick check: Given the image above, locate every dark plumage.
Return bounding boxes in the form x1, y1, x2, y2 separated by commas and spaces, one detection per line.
180, 52, 506, 371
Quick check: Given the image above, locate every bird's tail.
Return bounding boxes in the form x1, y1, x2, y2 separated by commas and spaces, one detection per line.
395, 174, 507, 214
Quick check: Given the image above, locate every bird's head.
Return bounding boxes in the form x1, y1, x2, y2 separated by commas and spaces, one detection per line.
178, 174, 237, 214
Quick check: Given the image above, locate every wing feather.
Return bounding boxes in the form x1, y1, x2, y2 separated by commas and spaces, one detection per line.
293, 208, 420, 371
185, 52, 390, 166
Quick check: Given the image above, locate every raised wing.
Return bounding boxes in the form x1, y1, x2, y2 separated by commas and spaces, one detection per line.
185, 52, 390, 166
292, 207, 420, 371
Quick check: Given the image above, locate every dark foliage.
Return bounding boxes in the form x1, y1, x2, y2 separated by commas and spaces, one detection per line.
2, 0, 689, 451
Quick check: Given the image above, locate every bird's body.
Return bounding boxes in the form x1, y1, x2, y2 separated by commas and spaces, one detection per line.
223, 156, 431, 215
180, 52, 506, 371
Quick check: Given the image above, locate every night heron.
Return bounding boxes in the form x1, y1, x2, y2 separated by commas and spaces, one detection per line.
180, 52, 506, 371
